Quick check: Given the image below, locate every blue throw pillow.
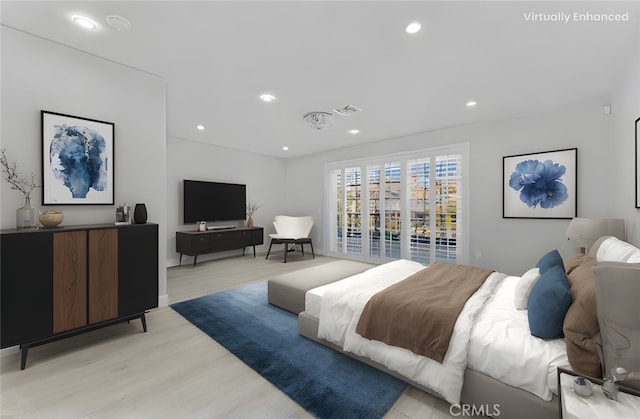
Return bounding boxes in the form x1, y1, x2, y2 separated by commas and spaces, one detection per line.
527, 264, 573, 339
536, 249, 563, 274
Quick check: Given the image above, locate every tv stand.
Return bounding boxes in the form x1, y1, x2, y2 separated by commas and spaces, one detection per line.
176, 226, 263, 267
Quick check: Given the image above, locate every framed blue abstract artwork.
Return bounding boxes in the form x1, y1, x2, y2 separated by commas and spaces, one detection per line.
503, 148, 577, 219
42, 111, 114, 205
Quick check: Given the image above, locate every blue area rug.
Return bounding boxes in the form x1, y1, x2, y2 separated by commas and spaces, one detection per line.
170, 281, 407, 418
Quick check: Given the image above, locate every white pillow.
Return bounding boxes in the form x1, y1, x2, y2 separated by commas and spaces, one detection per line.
596, 237, 640, 262
514, 267, 541, 310
626, 252, 640, 263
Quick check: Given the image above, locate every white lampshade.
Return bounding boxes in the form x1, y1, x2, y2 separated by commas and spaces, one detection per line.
566, 218, 625, 253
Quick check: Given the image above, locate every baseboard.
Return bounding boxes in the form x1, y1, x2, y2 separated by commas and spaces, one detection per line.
158, 294, 169, 307
1, 345, 19, 358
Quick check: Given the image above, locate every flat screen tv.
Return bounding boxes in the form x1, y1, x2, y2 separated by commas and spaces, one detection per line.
183, 180, 246, 223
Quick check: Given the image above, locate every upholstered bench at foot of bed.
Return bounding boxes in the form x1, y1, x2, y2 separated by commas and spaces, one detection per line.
267, 259, 374, 313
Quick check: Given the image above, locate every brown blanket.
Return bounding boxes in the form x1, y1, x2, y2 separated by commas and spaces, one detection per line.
355, 262, 494, 363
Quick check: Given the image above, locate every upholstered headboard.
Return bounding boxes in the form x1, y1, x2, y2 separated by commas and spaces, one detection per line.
594, 261, 640, 376
589, 236, 640, 377
589, 236, 640, 263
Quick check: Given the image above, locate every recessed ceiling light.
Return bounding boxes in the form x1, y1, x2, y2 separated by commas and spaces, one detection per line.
260, 94, 276, 102
72, 15, 97, 30
466, 100, 478, 108
405, 22, 421, 34
282, 146, 289, 151
348, 129, 360, 135
196, 125, 205, 131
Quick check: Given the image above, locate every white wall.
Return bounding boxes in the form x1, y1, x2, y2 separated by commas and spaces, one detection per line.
0, 28, 168, 301
4, 24, 636, 291
166, 138, 287, 266
609, 52, 640, 244
285, 98, 612, 275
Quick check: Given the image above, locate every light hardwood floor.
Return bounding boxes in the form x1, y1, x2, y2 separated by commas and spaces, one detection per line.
1, 253, 456, 419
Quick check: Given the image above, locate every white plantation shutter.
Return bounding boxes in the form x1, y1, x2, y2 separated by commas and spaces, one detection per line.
408, 158, 430, 263
345, 167, 362, 255
434, 154, 463, 262
326, 144, 468, 264
368, 166, 380, 258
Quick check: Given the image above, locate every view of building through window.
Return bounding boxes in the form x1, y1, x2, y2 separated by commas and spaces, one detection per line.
327, 145, 466, 264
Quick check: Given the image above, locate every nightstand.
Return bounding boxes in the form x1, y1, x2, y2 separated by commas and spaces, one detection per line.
558, 367, 640, 418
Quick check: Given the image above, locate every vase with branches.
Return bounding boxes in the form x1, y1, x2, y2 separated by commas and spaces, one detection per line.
1, 148, 40, 229
246, 202, 261, 228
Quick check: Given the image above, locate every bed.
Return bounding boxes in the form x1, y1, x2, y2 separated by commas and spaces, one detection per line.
297, 236, 640, 419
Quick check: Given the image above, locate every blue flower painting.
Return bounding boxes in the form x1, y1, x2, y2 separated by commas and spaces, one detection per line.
49, 124, 108, 199
503, 148, 576, 219
509, 159, 568, 209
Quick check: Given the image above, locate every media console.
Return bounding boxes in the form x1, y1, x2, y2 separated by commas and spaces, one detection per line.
176, 226, 264, 266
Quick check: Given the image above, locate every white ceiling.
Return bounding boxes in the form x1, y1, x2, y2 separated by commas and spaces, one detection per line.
2, 1, 639, 158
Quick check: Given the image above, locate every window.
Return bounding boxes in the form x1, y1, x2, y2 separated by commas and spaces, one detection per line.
326, 144, 468, 265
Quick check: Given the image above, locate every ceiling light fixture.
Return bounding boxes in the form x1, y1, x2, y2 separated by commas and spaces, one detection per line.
466, 100, 478, 108
72, 15, 98, 30
282, 146, 289, 151
106, 15, 132, 31
196, 125, 205, 131
348, 129, 360, 135
303, 112, 334, 131
406, 22, 421, 34
260, 94, 276, 102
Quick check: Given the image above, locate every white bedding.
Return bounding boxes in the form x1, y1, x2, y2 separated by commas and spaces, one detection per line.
316, 259, 505, 405
310, 259, 570, 405
467, 275, 570, 401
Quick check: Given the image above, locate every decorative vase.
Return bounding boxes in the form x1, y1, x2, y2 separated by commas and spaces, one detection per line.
246, 215, 254, 227
16, 196, 37, 230
134, 203, 148, 224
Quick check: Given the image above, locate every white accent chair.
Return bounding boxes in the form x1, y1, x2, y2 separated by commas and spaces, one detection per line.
266, 216, 315, 263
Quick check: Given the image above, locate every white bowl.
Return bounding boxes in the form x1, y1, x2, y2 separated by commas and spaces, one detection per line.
573, 377, 593, 397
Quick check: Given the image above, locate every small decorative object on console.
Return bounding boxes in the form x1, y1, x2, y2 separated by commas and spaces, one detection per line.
1, 148, 39, 230
246, 202, 261, 228
16, 197, 37, 230
115, 204, 131, 225
39, 210, 63, 228
134, 203, 147, 224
